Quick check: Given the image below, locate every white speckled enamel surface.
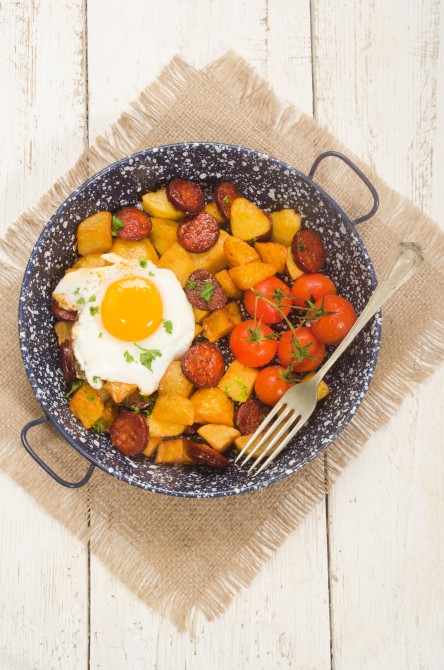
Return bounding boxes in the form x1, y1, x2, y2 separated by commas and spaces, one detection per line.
19, 143, 381, 498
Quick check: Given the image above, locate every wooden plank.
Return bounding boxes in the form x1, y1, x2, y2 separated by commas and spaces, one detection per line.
87, 1, 331, 668
313, 0, 444, 667
0, 1, 89, 668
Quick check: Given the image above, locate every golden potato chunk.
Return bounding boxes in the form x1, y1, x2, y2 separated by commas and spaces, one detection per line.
148, 415, 185, 438
286, 246, 305, 280
218, 360, 258, 403
301, 372, 330, 400
149, 217, 179, 255
157, 242, 194, 286
197, 424, 240, 452
228, 261, 276, 291
54, 321, 73, 346
202, 301, 242, 342
190, 388, 234, 426
230, 198, 271, 241
194, 323, 203, 339
189, 230, 230, 274
142, 188, 183, 220
151, 394, 195, 426
100, 402, 118, 431
143, 435, 162, 458
72, 253, 109, 270
214, 269, 243, 299
103, 381, 138, 404
69, 384, 105, 430
77, 211, 112, 256
192, 305, 209, 324
111, 238, 158, 264
224, 235, 260, 267
270, 208, 302, 246
158, 360, 194, 398
204, 201, 224, 224
254, 242, 287, 274
155, 439, 194, 464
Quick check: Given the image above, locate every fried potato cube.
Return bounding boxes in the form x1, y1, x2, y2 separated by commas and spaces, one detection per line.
158, 360, 194, 398
143, 435, 162, 458
218, 360, 258, 403
101, 402, 118, 431
214, 269, 243, 299
190, 388, 234, 426
202, 301, 242, 342
197, 424, 241, 452
148, 416, 186, 438
192, 305, 209, 324
77, 211, 113, 256
149, 217, 179, 255
286, 246, 305, 280
142, 188, 183, 221
69, 384, 105, 430
234, 433, 270, 458
54, 321, 73, 345
204, 201, 224, 224
194, 323, 203, 339
151, 394, 195, 426
228, 261, 276, 291
254, 242, 287, 274
155, 439, 194, 464
230, 198, 271, 241
189, 230, 230, 274
301, 372, 330, 400
223, 235, 260, 267
270, 208, 302, 246
71, 253, 109, 270
158, 242, 194, 286
103, 381, 138, 404
111, 238, 158, 264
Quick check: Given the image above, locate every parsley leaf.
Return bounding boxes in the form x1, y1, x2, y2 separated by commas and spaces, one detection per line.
89, 305, 99, 316
74, 287, 80, 296
186, 278, 198, 291
199, 281, 215, 304
92, 418, 105, 433
63, 379, 86, 398
98, 332, 103, 338
135, 344, 162, 372
223, 195, 230, 205
77, 297, 86, 305
92, 376, 99, 384
162, 319, 173, 334
148, 271, 155, 277
111, 215, 125, 237
124, 351, 135, 363
89, 294, 96, 302
235, 377, 249, 400
139, 257, 148, 269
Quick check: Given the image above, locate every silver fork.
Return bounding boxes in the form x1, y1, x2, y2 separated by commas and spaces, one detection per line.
235, 242, 424, 476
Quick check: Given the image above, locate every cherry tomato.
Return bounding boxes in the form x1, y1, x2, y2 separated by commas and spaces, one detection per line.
290, 273, 337, 308
310, 294, 357, 345
254, 365, 295, 406
277, 327, 326, 372
244, 277, 293, 325
230, 319, 277, 368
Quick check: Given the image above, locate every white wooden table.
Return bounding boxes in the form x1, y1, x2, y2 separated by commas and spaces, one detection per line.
1, 2, 443, 668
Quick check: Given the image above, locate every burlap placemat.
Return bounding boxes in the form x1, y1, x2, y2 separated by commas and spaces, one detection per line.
1, 53, 443, 630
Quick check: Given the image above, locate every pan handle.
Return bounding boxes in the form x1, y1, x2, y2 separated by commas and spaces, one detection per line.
21, 416, 95, 488
308, 151, 379, 225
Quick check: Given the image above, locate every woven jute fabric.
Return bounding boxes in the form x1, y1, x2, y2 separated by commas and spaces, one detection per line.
1, 53, 443, 630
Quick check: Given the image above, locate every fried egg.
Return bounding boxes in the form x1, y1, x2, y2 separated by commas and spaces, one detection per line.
52, 253, 194, 394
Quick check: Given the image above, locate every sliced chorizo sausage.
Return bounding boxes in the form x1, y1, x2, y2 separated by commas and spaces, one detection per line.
60, 339, 77, 384
110, 410, 149, 456
234, 398, 269, 435
51, 298, 77, 322
114, 206, 152, 240
291, 229, 326, 273
166, 178, 205, 216
181, 342, 225, 388
185, 269, 227, 312
214, 181, 242, 220
177, 212, 220, 253
187, 441, 230, 470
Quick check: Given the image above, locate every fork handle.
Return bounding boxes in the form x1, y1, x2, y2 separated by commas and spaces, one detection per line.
312, 242, 424, 384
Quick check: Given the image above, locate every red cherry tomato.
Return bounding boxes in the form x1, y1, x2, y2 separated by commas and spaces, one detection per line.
254, 365, 295, 406
230, 320, 277, 368
291, 273, 337, 308
277, 327, 326, 372
310, 294, 357, 345
244, 277, 293, 325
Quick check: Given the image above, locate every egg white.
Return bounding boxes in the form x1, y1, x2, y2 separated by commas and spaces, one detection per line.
53, 254, 195, 394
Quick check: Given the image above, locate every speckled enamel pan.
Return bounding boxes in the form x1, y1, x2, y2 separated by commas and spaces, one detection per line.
19, 143, 381, 498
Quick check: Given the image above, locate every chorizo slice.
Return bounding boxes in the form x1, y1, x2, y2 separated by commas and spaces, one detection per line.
166, 178, 205, 216
177, 212, 220, 253
110, 410, 149, 456
185, 269, 227, 312
187, 441, 230, 470
234, 398, 269, 435
181, 342, 225, 388
214, 181, 242, 220
114, 206, 152, 240
60, 340, 77, 383
291, 229, 326, 273
51, 298, 77, 322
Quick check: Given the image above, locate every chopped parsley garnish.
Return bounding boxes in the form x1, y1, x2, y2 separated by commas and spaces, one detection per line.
162, 319, 173, 334
111, 215, 125, 237
63, 379, 86, 398
92, 418, 105, 433
235, 377, 249, 400
89, 305, 99, 316
77, 297, 86, 305
199, 281, 215, 304
186, 278, 198, 291
148, 271, 155, 277
130, 405, 140, 413
98, 332, 103, 338
139, 257, 148, 269
223, 384, 231, 396
223, 195, 230, 205
89, 294, 96, 302
92, 376, 99, 384
74, 287, 80, 296
135, 344, 162, 372
124, 351, 135, 363
87, 393, 96, 403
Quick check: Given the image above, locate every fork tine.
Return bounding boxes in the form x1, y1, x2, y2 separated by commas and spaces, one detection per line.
253, 414, 310, 476
234, 398, 288, 464
247, 411, 299, 473
239, 406, 293, 467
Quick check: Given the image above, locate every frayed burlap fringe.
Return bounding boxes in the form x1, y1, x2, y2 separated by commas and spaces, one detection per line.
1, 52, 444, 631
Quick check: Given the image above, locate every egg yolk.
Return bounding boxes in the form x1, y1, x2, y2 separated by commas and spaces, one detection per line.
101, 276, 163, 341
